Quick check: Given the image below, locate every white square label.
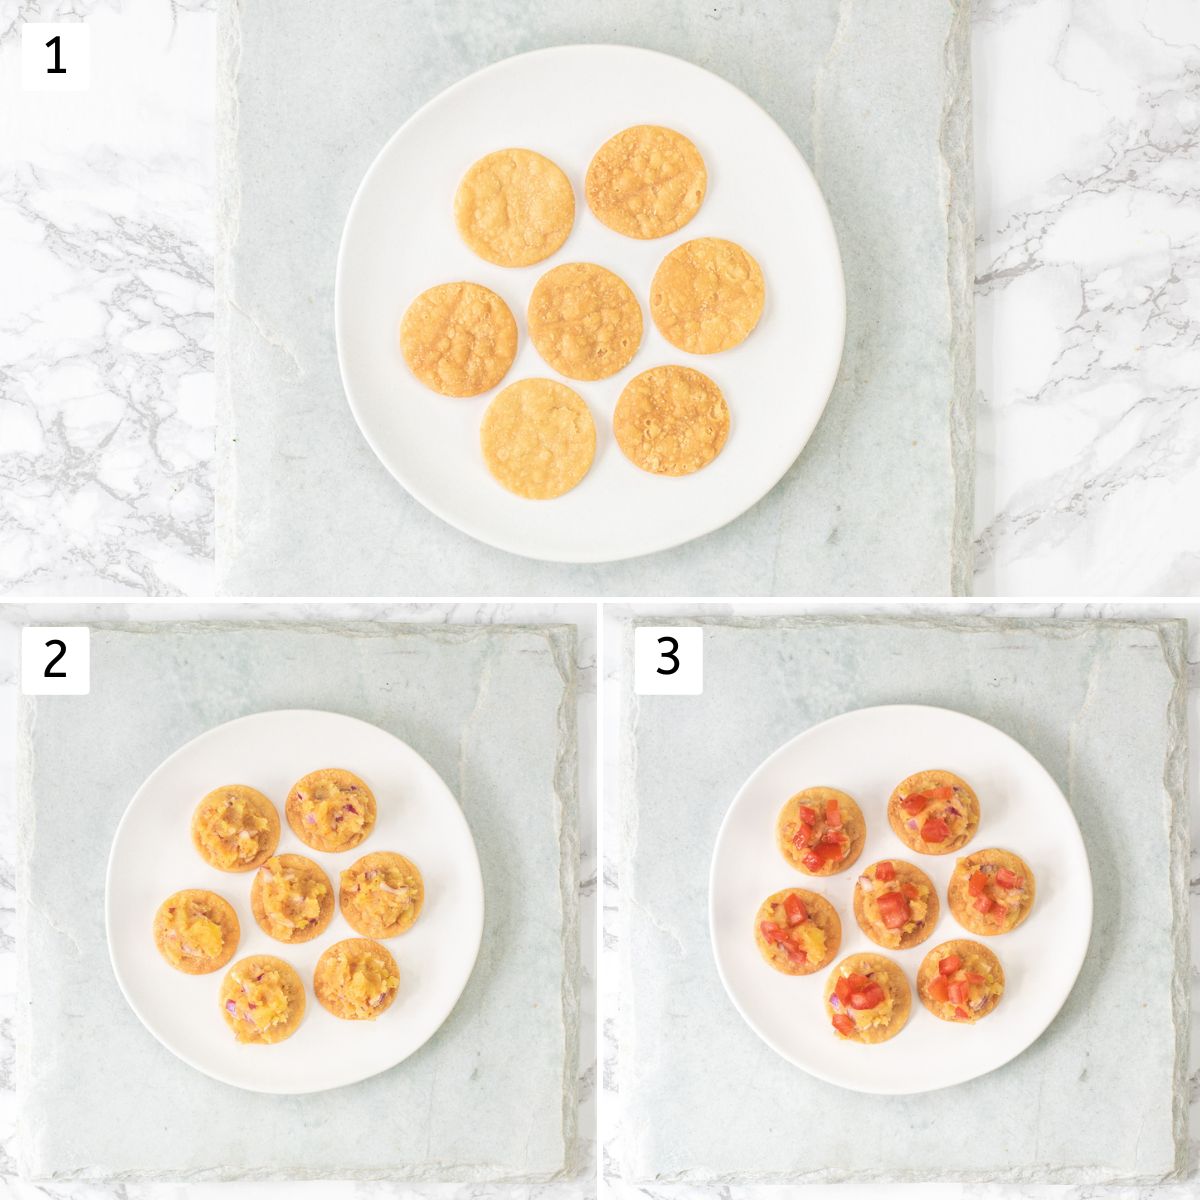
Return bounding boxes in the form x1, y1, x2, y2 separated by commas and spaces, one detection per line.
634, 626, 703, 695
21, 627, 90, 695
21, 23, 90, 92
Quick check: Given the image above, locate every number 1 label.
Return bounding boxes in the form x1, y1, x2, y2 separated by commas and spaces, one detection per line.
21, 23, 90, 91
20, 627, 91, 695
634, 627, 703, 695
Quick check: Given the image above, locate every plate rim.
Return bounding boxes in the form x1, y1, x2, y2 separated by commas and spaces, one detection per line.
104, 707, 485, 1096
333, 41, 847, 564
707, 702, 1094, 1096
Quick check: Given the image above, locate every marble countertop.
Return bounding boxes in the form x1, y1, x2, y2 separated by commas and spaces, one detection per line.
602, 601, 1200, 1198
0, 601, 596, 1198
1, 0, 1197, 596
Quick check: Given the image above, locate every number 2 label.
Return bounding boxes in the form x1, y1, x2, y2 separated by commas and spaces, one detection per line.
20, 627, 90, 695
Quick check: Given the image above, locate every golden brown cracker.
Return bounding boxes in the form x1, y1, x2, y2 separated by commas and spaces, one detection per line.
824, 953, 912, 1045
917, 938, 1005, 1023
480, 378, 596, 499
650, 237, 765, 354
775, 787, 865, 877
250, 854, 335, 945
851, 859, 939, 950
219, 955, 306, 1044
586, 125, 706, 239
454, 148, 574, 267
153, 889, 240, 975
753, 887, 841, 977
286, 768, 376, 853
191, 784, 279, 873
399, 281, 517, 397
947, 848, 1036, 936
340, 851, 425, 939
613, 365, 728, 476
527, 262, 642, 380
887, 769, 980, 855
314, 937, 400, 1021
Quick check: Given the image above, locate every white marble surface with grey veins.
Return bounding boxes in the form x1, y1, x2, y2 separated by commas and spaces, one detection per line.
2, 1, 1196, 594
602, 602, 1200, 1198
0, 601, 596, 1198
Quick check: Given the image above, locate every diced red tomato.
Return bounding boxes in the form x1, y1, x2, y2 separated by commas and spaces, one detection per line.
964, 971, 986, 984
802, 852, 823, 872
849, 984, 885, 1010
815, 836, 847, 863
954, 1006, 970, 1021
995, 867, 1020, 889
901, 793, 929, 816
835, 977, 853, 1004
781, 941, 808, 966
968, 870, 988, 897
938, 954, 962, 976
825, 798, 843, 828
900, 882, 919, 900
798, 805, 817, 826
832, 1013, 855, 1035
990, 902, 1008, 925
876, 890, 910, 929
845, 973, 871, 991
784, 893, 807, 925
921, 817, 951, 843
974, 895, 993, 914
874, 860, 896, 882
948, 980, 969, 1005
760, 921, 788, 945
927, 975, 949, 1002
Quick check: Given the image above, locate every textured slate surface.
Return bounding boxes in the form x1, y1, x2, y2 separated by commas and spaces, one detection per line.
18, 622, 579, 1182
217, 0, 974, 596
620, 615, 1187, 1183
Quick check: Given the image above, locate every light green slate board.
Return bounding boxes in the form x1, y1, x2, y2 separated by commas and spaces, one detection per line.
216, 0, 974, 596
620, 614, 1187, 1183
18, 621, 580, 1182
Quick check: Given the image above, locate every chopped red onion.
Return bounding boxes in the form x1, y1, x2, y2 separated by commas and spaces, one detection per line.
225, 1000, 237, 1014
829, 994, 841, 1009
906, 818, 918, 830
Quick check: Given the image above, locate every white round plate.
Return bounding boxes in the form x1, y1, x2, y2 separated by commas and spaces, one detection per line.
710, 705, 1093, 1095
336, 43, 845, 563
106, 710, 484, 1095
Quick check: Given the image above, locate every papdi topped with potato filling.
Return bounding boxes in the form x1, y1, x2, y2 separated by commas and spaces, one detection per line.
314, 938, 400, 1020
918, 939, 1005, 1023
191, 784, 279, 872
887, 769, 979, 855
340, 851, 425, 939
153, 888, 239, 974
286, 768, 376, 853
852, 858, 939, 950
824, 953, 912, 1044
219, 955, 305, 1044
251, 853, 334, 944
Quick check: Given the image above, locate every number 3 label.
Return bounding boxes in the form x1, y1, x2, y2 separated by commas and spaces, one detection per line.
20, 627, 91, 695
634, 627, 703, 695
